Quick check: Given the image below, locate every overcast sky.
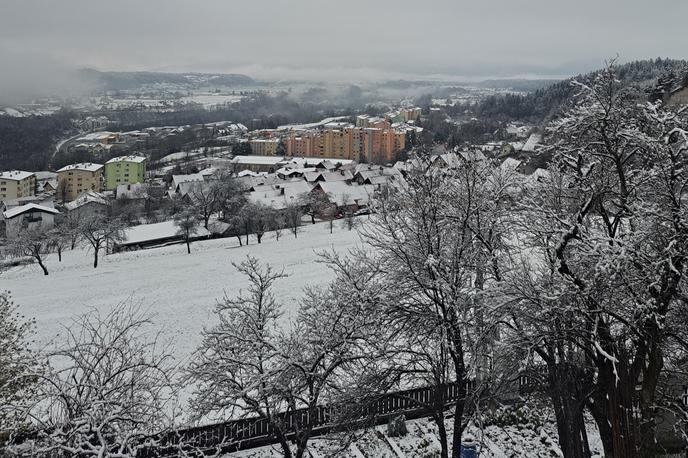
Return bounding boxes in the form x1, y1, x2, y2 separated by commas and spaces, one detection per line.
1, 0, 686, 82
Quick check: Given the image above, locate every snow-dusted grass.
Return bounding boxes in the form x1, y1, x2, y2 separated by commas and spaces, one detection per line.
223, 415, 603, 457
1, 221, 365, 366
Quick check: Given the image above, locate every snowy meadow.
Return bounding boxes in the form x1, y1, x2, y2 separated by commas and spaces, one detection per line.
1, 221, 364, 366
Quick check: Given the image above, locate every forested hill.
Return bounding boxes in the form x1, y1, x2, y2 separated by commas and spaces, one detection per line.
78, 69, 256, 92
465, 58, 688, 123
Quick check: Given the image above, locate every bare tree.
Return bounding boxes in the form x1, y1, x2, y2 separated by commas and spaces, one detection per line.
507, 62, 688, 457
279, 282, 383, 458
47, 225, 69, 262
298, 191, 330, 225
324, 155, 511, 458
187, 257, 294, 457
22, 304, 179, 457
340, 194, 358, 231
62, 211, 82, 250
285, 202, 302, 239
272, 212, 286, 241
188, 181, 221, 230
249, 202, 272, 244
0, 291, 38, 444
80, 215, 125, 268
174, 207, 200, 254
11, 228, 51, 276
219, 193, 248, 246
188, 256, 382, 458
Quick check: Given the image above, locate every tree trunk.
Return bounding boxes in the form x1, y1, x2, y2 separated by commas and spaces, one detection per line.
57, 248, 62, 262
273, 427, 292, 458
236, 235, 243, 246
36, 255, 49, 275
593, 356, 638, 458
93, 247, 99, 268
186, 239, 191, 254
434, 411, 449, 458
546, 362, 589, 458
257, 233, 262, 244
451, 381, 467, 458
311, 214, 315, 224
588, 395, 614, 458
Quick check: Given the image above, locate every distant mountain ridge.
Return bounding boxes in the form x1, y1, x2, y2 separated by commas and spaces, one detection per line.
78, 69, 256, 92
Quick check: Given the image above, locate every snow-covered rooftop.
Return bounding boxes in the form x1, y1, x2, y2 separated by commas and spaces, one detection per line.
231, 155, 286, 165
57, 162, 104, 173
0, 170, 35, 181
121, 220, 210, 245
106, 155, 147, 164
64, 191, 108, 210
3, 203, 59, 219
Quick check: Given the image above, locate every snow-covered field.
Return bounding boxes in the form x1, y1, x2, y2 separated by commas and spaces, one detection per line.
0, 221, 365, 366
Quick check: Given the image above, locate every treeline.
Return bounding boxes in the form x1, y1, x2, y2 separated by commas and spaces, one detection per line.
106, 93, 349, 132
450, 58, 688, 123
0, 110, 76, 171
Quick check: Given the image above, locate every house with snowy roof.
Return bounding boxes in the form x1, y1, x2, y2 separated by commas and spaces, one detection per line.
171, 173, 204, 192
64, 190, 110, 219
248, 180, 313, 211
2, 203, 59, 238
311, 182, 376, 214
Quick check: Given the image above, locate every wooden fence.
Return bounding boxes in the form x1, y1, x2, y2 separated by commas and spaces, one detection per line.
139, 382, 466, 456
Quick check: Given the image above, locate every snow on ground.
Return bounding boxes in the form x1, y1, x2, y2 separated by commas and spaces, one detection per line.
224, 414, 603, 457
0, 221, 365, 367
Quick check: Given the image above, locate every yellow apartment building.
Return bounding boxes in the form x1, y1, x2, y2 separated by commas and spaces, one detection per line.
56, 163, 104, 202
249, 138, 281, 156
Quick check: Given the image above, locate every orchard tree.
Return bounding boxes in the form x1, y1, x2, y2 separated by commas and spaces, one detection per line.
298, 191, 330, 225
23, 304, 179, 457
285, 202, 302, 239
187, 257, 294, 457
10, 228, 51, 276
326, 154, 514, 458
0, 292, 38, 444
518, 61, 688, 457
174, 207, 200, 254
80, 215, 125, 268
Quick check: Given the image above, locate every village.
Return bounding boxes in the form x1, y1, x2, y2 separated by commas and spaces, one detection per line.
0, 101, 541, 260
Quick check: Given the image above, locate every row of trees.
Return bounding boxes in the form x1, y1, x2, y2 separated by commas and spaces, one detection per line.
9, 213, 126, 275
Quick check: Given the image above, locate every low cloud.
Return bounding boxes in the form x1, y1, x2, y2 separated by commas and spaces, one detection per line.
0, 47, 93, 105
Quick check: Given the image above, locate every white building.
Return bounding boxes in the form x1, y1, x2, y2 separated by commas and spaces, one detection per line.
2, 203, 60, 239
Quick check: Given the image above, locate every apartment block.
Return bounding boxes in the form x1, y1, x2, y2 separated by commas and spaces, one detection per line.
0, 170, 36, 202
285, 124, 407, 163
56, 162, 104, 202
104, 156, 147, 190
249, 138, 281, 156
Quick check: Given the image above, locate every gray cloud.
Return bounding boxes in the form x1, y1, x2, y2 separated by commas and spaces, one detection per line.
0, 0, 686, 86
0, 47, 94, 105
